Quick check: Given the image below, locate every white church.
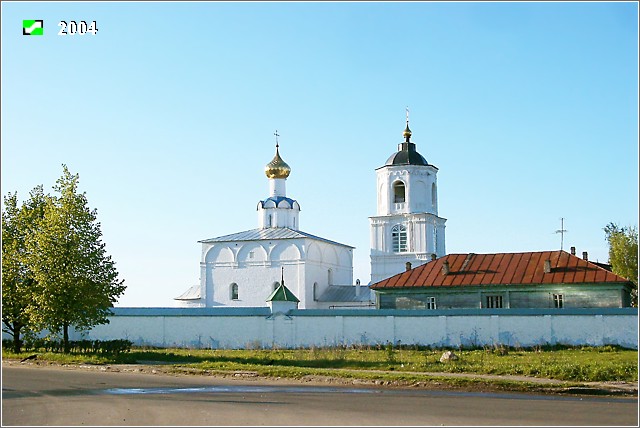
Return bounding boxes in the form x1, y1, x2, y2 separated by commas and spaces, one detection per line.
175, 117, 446, 309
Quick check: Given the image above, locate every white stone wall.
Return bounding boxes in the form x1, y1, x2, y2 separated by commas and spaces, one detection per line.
68, 308, 638, 350
193, 238, 353, 309
376, 165, 440, 216
370, 163, 447, 284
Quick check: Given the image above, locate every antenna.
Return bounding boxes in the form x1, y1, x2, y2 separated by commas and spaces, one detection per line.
554, 217, 568, 251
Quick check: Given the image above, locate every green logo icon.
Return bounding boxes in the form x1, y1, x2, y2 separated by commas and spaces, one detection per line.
23, 20, 44, 36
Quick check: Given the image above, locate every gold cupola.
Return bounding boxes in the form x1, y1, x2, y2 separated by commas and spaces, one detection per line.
403, 123, 412, 141
265, 144, 291, 179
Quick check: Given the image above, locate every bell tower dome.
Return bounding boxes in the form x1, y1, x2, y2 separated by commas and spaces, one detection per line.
369, 111, 447, 284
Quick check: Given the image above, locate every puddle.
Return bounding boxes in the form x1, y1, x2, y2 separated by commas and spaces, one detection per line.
102, 385, 381, 395
99, 384, 636, 403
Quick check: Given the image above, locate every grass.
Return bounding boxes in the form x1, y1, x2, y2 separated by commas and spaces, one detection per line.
3, 344, 637, 384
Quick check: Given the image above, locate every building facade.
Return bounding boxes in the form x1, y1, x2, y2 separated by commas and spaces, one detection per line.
369, 117, 447, 284
371, 250, 634, 309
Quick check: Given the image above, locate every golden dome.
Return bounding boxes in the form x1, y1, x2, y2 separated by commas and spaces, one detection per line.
265, 145, 291, 179
403, 123, 412, 140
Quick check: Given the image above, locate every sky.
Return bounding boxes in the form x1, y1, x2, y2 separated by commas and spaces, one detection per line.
2, 2, 638, 308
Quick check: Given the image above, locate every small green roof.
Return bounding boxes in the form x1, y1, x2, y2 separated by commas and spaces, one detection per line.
266, 284, 300, 303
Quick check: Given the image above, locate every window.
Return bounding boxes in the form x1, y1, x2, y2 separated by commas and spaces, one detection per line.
230, 283, 239, 300
327, 269, 333, 286
313, 282, 318, 301
553, 294, 564, 308
268, 215, 272, 227
392, 224, 407, 253
393, 181, 406, 203
427, 296, 437, 310
485, 295, 503, 308
249, 251, 254, 259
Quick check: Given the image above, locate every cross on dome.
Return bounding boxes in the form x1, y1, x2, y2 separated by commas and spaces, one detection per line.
403, 106, 412, 141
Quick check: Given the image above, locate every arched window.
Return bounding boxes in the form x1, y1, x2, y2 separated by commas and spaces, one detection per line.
230, 283, 239, 300
327, 269, 333, 286
268, 215, 273, 227
313, 282, 318, 301
392, 224, 407, 253
393, 181, 406, 203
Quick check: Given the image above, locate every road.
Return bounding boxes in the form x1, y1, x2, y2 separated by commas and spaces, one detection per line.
2, 365, 638, 426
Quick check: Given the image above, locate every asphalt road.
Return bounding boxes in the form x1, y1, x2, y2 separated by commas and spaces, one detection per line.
2, 365, 638, 426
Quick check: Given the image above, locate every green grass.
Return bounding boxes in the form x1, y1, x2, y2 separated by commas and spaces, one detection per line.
4, 344, 636, 384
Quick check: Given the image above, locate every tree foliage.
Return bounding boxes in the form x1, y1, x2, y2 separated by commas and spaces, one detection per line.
604, 223, 638, 306
17, 165, 126, 352
2, 186, 46, 353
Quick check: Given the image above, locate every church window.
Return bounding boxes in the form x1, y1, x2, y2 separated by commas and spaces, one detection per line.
269, 215, 273, 227
328, 269, 333, 286
230, 283, 239, 300
393, 181, 406, 203
313, 282, 318, 301
392, 224, 407, 253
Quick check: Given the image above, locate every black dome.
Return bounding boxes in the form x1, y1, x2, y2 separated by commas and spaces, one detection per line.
385, 142, 429, 166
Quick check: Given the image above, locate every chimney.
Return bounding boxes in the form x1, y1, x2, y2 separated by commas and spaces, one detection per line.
405, 262, 412, 272
582, 251, 588, 261
355, 279, 361, 296
570, 246, 576, 256
544, 259, 552, 274
442, 260, 450, 275
431, 253, 437, 261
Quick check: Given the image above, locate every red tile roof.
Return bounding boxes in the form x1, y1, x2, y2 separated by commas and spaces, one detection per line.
370, 251, 632, 289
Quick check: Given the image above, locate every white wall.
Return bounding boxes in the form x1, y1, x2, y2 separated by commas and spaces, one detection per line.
194, 238, 353, 309
68, 308, 638, 350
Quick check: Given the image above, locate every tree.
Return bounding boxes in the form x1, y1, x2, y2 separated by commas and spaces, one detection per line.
2, 187, 47, 353
604, 223, 638, 306
25, 165, 126, 352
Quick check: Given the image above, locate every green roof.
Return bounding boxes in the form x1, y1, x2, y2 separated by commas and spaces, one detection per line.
266, 284, 300, 303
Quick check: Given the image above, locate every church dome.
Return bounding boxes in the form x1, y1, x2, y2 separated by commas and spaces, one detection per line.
265, 145, 291, 179
385, 122, 429, 166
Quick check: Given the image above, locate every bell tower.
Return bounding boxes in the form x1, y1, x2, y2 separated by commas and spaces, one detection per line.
369, 113, 446, 284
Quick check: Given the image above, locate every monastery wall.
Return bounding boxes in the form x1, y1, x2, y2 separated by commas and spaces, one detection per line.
65, 307, 638, 350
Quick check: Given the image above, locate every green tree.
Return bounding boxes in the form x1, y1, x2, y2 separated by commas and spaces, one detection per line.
604, 223, 638, 306
2, 187, 47, 353
26, 165, 126, 352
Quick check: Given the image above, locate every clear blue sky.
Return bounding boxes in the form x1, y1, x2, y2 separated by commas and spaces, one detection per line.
2, 2, 638, 307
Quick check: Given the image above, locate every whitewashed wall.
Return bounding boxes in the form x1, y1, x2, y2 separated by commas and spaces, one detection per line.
67, 308, 638, 349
